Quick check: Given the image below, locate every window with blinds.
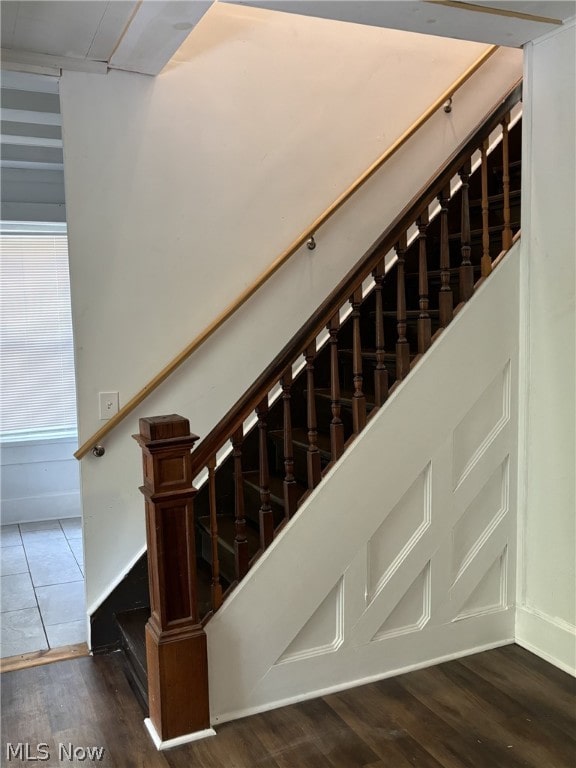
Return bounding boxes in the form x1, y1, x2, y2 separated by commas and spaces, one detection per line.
0, 229, 77, 442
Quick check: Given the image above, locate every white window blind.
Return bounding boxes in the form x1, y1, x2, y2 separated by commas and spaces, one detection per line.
0, 232, 77, 441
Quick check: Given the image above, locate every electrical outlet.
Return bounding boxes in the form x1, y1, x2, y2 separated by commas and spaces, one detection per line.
99, 391, 119, 420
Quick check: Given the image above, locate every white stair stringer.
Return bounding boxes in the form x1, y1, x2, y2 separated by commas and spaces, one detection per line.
206, 244, 521, 725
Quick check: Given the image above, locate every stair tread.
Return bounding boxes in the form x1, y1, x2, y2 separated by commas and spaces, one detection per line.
469, 188, 521, 208
447, 222, 520, 241
405, 265, 478, 279
315, 388, 376, 409
379, 309, 440, 319
243, 470, 305, 503
197, 513, 261, 554
269, 427, 332, 458
339, 349, 415, 363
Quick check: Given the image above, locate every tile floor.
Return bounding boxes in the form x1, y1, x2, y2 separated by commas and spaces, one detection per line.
0, 518, 86, 658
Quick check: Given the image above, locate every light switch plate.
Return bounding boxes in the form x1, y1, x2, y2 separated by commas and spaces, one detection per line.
99, 391, 119, 420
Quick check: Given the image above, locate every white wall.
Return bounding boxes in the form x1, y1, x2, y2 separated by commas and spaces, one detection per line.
207, 246, 520, 723
59, 2, 522, 615
0, 437, 80, 525
516, 19, 576, 675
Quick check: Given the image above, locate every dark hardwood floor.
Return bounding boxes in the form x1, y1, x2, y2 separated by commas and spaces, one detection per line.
1, 644, 574, 767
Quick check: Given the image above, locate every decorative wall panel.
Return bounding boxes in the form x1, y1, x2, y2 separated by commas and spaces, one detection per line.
276, 579, 344, 664
367, 464, 431, 601
207, 242, 520, 725
372, 562, 431, 641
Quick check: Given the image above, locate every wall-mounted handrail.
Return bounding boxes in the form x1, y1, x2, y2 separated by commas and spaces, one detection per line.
185, 79, 522, 477
75, 44, 498, 460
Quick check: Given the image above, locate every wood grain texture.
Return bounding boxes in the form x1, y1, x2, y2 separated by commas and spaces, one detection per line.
1, 645, 574, 767
0, 643, 89, 673
135, 416, 210, 741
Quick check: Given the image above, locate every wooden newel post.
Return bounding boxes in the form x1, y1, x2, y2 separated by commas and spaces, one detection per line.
134, 415, 211, 745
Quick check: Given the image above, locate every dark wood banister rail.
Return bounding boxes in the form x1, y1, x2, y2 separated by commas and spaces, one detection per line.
75, 45, 498, 460
187, 79, 522, 478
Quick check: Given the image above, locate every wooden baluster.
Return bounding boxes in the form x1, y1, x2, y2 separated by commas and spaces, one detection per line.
350, 287, 367, 433
458, 159, 474, 301
481, 138, 492, 277
305, 342, 322, 489
207, 455, 223, 611
372, 261, 389, 406
417, 209, 431, 353
281, 370, 299, 519
501, 114, 512, 251
134, 415, 210, 742
256, 396, 274, 549
438, 184, 453, 328
395, 232, 410, 381
328, 314, 345, 460
231, 427, 249, 579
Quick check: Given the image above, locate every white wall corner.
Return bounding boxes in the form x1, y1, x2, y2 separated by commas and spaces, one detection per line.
516, 607, 576, 677
515, 19, 576, 676
530, 12, 576, 46
515, 44, 533, 615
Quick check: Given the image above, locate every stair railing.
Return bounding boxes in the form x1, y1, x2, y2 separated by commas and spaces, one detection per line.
179, 80, 522, 483
75, 45, 498, 461
135, 79, 522, 744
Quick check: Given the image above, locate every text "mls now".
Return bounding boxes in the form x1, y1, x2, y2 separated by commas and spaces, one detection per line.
6, 743, 105, 762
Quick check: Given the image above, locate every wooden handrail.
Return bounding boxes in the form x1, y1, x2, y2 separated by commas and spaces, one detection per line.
187, 79, 522, 476
75, 45, 498, 460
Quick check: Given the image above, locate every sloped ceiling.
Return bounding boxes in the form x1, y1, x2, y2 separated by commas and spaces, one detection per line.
0, 1, 575, 78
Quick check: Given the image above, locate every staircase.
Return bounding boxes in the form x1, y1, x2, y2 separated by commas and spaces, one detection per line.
120, 82, 522, 741
193, 119, 521, 592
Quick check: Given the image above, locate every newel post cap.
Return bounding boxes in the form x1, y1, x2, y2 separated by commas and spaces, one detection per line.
134, 415, 199, 449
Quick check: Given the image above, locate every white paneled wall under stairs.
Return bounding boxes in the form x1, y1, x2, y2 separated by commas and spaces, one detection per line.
206, 243, 520, 724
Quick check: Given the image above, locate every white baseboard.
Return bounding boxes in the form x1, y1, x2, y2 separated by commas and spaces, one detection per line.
211, 637, 514, 726
144, 718, 216, 751
516, 606, 576, 676
1, 491, 81, 525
